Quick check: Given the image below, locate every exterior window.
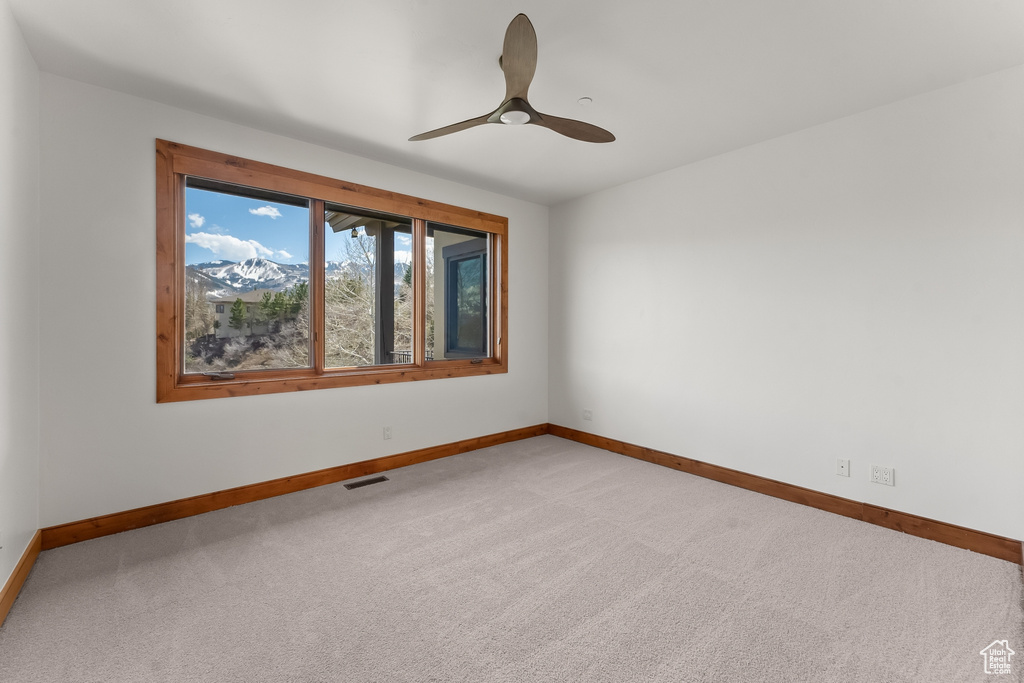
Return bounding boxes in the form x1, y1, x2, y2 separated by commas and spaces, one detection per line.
156, 140, 507, 402
183, 178, 310, 373
425, 224, 490, 360
324, 205, 413, 368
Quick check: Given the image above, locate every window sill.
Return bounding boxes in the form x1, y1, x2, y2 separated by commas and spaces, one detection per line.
158, 358, 508, 402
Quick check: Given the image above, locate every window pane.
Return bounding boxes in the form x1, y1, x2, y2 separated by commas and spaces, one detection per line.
183, 178, 310, 373
324, 205, 413, 367
425, 223, 490, 360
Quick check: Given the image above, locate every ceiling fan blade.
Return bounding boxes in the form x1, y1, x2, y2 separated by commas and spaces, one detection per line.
409, 113, 492, 141
533, 112, 616, 143
411, 14, 612, 145
502, 14, 537, 101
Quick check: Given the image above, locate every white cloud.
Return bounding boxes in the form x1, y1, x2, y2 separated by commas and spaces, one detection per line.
276, 249, 293, 259
188, 213, 205, 228
185, 232, 274, 261
249, 205, 282, 219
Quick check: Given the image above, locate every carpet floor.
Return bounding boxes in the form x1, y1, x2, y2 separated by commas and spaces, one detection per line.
1, 435, 1021, 682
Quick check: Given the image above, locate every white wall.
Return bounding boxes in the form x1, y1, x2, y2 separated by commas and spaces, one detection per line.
0, 0, 40, 581
550, 65, 1024, 541
19, 35, 1024, 549
38, 75, 549, 527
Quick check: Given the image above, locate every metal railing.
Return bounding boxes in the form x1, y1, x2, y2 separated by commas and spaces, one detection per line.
389, 350, 434, 364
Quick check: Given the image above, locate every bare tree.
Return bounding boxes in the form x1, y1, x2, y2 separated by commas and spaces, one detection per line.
184, 272, 216, 341
324, 233, 378, 367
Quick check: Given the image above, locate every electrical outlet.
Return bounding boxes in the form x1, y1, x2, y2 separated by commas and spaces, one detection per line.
582, 409, 593, 421
836, 458, 850, 477
881, 466, 894, 486
871, 465, 894, 486
383, 426, 392, 440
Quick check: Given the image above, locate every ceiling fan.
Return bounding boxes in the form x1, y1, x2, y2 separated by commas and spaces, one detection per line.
409, 14, 615, 144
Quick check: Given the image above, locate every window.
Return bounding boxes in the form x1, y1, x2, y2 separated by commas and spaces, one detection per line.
323, 204, 413, 368
427, 226, 490, 359
157, 140, 507, 402
183, 178, 310, 373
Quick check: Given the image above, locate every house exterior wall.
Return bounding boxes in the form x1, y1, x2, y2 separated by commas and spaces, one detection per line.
209, 296, 276, 339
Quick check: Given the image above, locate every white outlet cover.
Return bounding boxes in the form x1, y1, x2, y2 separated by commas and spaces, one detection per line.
582, 410, 593, 421
870, 465, 895, 486
836, 458, 850, 477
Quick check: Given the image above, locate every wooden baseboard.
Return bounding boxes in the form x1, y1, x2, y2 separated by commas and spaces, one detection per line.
0, 530, 42, 628
35, 422, 1024, 566
548, 424, 1023, 565
41, 424, 549, 550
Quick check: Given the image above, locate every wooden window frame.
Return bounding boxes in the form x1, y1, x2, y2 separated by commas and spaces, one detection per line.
156, 140, 508, 402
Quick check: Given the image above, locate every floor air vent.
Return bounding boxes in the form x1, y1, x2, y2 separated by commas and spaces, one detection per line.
344, 475, 389, 490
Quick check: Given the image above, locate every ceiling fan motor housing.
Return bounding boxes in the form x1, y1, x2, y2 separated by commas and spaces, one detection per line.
491, 98, 538, 125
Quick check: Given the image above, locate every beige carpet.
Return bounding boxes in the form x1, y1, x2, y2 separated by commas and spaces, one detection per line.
1, 435, 1021, 682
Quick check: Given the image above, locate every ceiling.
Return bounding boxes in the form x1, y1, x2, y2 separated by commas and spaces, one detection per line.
9, 0, 1024, 205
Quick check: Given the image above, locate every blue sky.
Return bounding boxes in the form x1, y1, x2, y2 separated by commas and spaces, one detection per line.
184, 187, 412, 266
185, 187, 309, 265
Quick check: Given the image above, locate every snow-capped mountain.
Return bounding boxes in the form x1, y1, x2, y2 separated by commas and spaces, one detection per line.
188, 258, 410, 298
193, 258, 309, 293
185, 265, 232, 299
